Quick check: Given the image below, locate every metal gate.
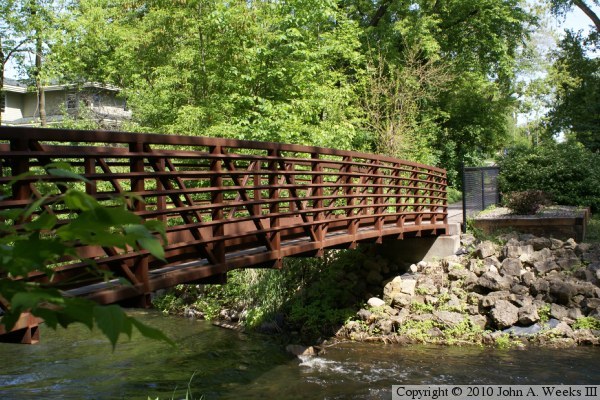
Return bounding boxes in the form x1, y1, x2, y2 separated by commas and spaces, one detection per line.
462, 166, 500, 231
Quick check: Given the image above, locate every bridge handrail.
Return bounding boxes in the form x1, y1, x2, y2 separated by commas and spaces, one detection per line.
0, 126, 447, 304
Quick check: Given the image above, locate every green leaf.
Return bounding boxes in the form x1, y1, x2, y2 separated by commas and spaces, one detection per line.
138, 237, 166, 261
47, 168, 90, 183
22, 194, 51, 220
63, 190, 99, 212
25, 213, 58, 232
131, 318, 175, 347
94, 305, 132, 349
61, 298, 96, 330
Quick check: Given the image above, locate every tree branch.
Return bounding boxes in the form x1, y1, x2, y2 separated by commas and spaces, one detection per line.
2, 38, 30, 66
573, 0, 600, 32
369, 0, 392, 27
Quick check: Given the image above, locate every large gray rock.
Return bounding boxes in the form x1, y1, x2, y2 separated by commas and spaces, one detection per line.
534, 260, 560, 275
564, 238, 577, 250
556, 257, 581, 271
477, 271, 512, 292
391, 293, 413, 308
367, 297, 386, 308
510, 283, 529, 296
531, 278, 550, 296
501, 258, 523, 277
357, 309, 373, 321
518, 305, 540, 325
433, 310, 465, 328
448, 266, 472, 281
552, 322, 574, 338
585, 298, 600, 310
383, 276, 417, 303
475, 241, 497, 259
549, 280, 577, 305
377, 319, 394, 335
529, 237, 553, 251
481, 291, 514, 308
550, 238, 564, 250
550, 303, 568, 321
529, 248, 553, 265
483, 256, 502, 270
521, 271, 535, 287
575, 243, 592, 257
491, 300, 519, 329
469, 314, 488, 330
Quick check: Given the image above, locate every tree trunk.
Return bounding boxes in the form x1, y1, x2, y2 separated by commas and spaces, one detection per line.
573, 0, 600, 33
36, 35, 47, 127
1, 37, 4, 126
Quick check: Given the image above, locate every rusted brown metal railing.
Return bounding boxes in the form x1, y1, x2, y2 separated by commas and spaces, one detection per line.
0, 127, 448, 305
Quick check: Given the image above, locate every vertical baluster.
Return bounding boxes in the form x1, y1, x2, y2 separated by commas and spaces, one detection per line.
312, 153, 323, 247
210, 145, 225, 265
84, 158, 96, 196
129, 140, 150, 304
156, 158, 166, 223
253, 159, 262, 216
10, 138, 31, 204
344, 156, 357, 246
373, 161, 384, 242
268, 149, 281, 260
129, 141, 145, 212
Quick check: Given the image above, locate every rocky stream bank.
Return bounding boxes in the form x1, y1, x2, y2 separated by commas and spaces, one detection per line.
336, 234, 600, 348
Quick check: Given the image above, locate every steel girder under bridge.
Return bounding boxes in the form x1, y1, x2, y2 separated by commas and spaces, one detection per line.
0, 127, 448, 308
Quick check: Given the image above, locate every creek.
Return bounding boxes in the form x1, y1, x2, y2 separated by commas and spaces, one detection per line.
1, 310, 599, 399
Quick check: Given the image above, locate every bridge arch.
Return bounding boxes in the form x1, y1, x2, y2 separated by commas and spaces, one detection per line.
0, 127, 448, 305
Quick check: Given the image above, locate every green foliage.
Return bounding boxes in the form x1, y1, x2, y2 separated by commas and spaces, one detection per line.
447, 187, 463, 204
538, 304, 551, 324
0, 169, 172, 348
494, 333, 516, 349
284, 251, 365, 340
572, 317, 600, 330
498, 142, 600, 211
503, 190, 550, 215
41, 0, 538, 185
586, 215, 600, 244
547, 30, 600, 152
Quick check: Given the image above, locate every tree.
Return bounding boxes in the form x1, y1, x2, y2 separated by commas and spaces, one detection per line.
52, 0, 365, 149
361, 46, 450, 164
343, 0, 536, 183
547, 31, 599, 151
1, 0, 30, 125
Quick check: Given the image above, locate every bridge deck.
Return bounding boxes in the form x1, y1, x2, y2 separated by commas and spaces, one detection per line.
0, 127, 448, 305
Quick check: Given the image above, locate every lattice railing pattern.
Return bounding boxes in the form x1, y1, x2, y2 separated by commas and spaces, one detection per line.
0, 127, 448, 304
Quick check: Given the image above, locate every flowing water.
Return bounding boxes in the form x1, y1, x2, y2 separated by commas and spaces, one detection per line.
1, 310, 599, 400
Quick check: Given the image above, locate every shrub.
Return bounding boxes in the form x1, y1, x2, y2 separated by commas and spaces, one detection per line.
498, 142, 600, 212
503, 190, 550, 215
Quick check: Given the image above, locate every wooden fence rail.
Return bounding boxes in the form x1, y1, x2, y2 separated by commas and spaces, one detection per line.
0, 127, 448, 305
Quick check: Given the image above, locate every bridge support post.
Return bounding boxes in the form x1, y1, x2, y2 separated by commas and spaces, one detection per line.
377, 223, 461, 265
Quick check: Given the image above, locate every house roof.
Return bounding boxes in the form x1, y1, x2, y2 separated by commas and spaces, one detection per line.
1, 80, 122, 94
2, 78, 27, 93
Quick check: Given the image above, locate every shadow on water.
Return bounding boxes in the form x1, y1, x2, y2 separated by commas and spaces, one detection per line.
1, 311, 600, 399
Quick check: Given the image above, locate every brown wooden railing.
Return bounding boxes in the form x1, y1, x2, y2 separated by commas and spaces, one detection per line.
0, 127, 447, 305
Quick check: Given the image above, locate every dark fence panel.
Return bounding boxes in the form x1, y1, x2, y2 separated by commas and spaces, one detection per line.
462, 166, 500, 232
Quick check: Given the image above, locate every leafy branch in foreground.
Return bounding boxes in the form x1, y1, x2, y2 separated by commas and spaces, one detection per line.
0, 168, 173, 348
